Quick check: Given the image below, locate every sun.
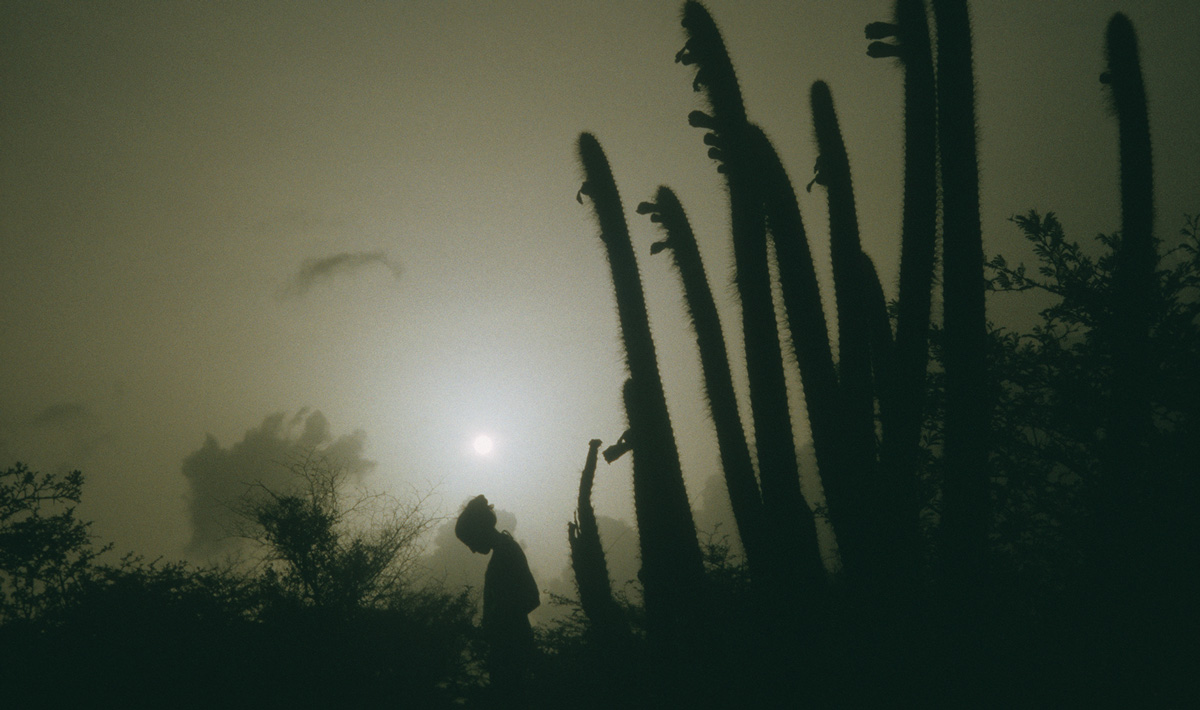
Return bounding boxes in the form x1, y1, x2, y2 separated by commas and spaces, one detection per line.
472, 434, 495, 456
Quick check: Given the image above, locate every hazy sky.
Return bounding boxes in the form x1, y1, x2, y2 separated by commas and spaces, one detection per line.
3, 0, 1198, 583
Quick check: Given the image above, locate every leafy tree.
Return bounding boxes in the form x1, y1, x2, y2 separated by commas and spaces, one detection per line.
980, 211, 1200, 579
0, 456, 479, 707
238, 450, 437, 611
961, 210, 1199, 703
231, 451, 482, 705
0, 463, 109, 621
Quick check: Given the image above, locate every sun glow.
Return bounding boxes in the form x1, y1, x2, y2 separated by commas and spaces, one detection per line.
472, 434, 495, 456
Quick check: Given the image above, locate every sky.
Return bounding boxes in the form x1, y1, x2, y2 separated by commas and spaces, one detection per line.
3, 0, 1198, 590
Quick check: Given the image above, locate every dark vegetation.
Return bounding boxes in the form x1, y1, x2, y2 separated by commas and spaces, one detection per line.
565, 0, 1197, 707
0, 458, 478, 708
2, 2, 1195, 707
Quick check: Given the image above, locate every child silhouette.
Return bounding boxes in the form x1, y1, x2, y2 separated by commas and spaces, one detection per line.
455, 495, 539, 707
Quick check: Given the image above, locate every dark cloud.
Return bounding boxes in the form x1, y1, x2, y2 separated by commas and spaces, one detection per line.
30, 402, 93, 429
282, 250, 401, 296
180, 409, 374, 559
0, 401, 105, 469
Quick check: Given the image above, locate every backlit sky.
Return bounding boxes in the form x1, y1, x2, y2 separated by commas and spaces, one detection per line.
3, 0, 1198, 581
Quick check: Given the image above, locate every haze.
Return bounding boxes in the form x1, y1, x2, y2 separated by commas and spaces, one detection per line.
3, 0, 1197, 585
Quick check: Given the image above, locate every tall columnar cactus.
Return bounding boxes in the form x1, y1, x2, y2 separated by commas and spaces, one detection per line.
864, 0, 938, 586
1102, 13, 1155, 500
637, 187, 769, 580
808, 81, 883, 583
677, 0, 825, 590
568, 439, 629, 646
931, 0, 991, 585
576, 133, 706, 642
747, 124, 845, 570
857, 251, 896, 422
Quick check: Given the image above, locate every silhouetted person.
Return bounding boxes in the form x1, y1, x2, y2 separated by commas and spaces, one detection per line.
456, 495, 539, 708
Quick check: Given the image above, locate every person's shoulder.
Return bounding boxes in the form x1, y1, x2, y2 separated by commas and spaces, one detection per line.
495, 531, 526, 557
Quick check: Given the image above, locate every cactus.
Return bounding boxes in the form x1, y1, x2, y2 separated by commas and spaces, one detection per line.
1102, 13, 1155, 497
807, 81, 883, 584
576, 133, 706, 642
678, 1, 825, 591
568, 439, 630, 646
931, 0, 991, 586
638, 188, 769, 580
864, 0, 938, 588
1091, 15, 1158, 614
858, 252, 896, 421
747, 124, 846, 569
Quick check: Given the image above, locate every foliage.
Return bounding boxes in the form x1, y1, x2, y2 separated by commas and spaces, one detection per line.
0, 455, 479, 707
0, 463, 110, 622
965, 210, 1200, 587
238, 450, 437, 612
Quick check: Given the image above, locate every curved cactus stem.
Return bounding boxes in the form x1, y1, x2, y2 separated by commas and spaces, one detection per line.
809, 80, 881, 583
859, 252, 895, 414
746, 123, 846, 572
576, 133, 706, 644
1092, 16, 1159, 625
678, 2, 825, 594
569, 439, 630, 647
680, 1, 748, 133
641, 187, 769, 581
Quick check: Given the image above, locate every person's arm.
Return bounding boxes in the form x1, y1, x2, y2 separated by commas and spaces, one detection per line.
503, 534, 541, 615
520, 552, 540, 614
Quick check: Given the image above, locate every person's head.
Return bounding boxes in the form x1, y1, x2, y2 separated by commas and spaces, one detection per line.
455, 494, 498, 554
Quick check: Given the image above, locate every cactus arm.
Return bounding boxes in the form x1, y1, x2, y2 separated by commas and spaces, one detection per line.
859, 251, 896, 413
931, 0, 991, 585
809, 80, 881, 579
639, 188, 769, 578
866, 0, 938, 585
1103, 13, 1155, 495
569, 439, 629, 645
679, 2, 825, 589
576, 133, 706, 640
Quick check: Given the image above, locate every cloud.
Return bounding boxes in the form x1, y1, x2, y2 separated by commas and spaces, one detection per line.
180, 409, 374, 559
0, 401, 106, 471
282, 250, 402, 297
30, 402, 94, 429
